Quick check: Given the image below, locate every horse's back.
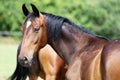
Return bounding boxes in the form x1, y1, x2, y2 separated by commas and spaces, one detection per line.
102, 39, 120, 80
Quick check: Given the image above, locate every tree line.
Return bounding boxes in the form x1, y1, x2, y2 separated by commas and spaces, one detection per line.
0, 0, 120, 39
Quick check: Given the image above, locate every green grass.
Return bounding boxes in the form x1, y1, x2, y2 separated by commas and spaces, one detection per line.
0, 37, 42, 80
0, 43, 18, 80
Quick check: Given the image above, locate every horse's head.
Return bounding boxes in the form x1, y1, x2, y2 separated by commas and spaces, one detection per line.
18, 4, 47, 67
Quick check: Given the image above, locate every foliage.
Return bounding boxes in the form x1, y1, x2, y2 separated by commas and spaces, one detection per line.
0, 0, 120, 39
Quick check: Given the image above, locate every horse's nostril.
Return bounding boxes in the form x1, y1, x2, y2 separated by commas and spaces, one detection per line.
23, 56, 28, 61
22, 56, 29, 64
18, 56, 30, 67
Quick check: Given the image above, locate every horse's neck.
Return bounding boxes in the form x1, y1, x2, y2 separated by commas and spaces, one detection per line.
49, 21, 108, 65
48, 22, 93, 64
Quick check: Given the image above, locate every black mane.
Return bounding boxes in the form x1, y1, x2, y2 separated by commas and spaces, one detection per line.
41, 12, 99, 41
26, 12, 108, 41
41, 12, 66, 42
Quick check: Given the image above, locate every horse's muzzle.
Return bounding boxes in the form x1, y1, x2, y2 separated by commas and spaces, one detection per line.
18, 56, 31, 67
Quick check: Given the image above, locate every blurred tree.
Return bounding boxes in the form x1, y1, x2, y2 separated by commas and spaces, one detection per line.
0, 0, 120, 39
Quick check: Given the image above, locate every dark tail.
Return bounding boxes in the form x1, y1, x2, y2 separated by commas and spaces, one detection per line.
8, 42, 30, 80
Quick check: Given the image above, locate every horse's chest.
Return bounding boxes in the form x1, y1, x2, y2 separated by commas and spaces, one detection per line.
66, 58, 82, 80
66, 51, 102, 80
81, 52, 102, 80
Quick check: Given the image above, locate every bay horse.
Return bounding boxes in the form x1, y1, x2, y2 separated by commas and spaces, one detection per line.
9, 43, 66, 80
19, 3, 120, 80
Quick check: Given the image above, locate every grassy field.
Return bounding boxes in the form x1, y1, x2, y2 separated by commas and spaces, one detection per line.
0, 37, 42, 80
0, 42, 18, 79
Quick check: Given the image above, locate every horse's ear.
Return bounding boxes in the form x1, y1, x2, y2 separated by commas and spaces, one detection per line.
22, 4, 29, 16
30, 4, 39, 17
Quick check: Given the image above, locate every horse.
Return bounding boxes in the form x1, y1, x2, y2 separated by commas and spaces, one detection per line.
9, 43, 67, 80
18, 3, 120, 80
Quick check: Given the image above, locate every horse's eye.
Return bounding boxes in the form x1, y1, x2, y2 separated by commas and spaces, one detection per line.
34, 28, 39, 33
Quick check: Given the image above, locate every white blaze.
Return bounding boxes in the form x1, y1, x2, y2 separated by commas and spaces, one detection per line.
26, 21, 31, 28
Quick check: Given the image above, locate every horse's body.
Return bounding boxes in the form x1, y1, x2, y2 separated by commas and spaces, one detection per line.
18, 4, 120, 80
10, 44, 66, 80
102, 39, 120, 80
